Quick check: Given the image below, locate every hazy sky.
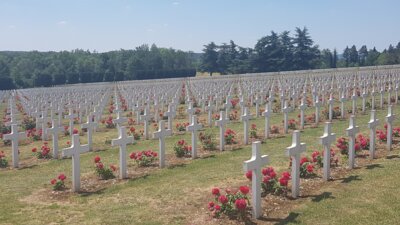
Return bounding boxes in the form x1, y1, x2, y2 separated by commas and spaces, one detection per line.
1, 0, 399, 53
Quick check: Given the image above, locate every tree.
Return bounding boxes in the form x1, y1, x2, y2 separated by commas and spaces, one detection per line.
201, 42, 218, 76
279, 31, 294, 71
319, 49, 333, 69
33, 73, 52, 87
366, 47, 380, 66
349, 45, 358, 66
292, 27, 320, 70
342, 46, 350, 67
358, 45, 368, 66
332, 49, 338, 68
254, 31, 282, 72
0, 77, 15, 90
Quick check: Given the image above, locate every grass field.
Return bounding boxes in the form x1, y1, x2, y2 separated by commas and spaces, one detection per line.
0, 94, 399, 225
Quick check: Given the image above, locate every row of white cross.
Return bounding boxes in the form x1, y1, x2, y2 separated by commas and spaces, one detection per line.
243, 105, 396, 219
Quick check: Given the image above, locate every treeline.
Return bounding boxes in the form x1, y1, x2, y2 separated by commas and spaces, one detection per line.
200, 27, 400, 75
0, 44, 199, 90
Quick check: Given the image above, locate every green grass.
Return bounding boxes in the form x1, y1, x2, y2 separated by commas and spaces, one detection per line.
0, 95, 399, 224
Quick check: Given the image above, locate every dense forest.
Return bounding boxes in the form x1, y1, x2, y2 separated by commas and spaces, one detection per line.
0, 44, 199, 90
200, 27, 400, 75
0, 27, 399, 90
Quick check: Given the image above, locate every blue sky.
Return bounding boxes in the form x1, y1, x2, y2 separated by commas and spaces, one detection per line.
1, 0, 399, 53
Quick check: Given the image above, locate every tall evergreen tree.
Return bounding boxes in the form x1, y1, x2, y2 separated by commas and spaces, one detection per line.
292, 27, 320, 70
200, 42, 219, 76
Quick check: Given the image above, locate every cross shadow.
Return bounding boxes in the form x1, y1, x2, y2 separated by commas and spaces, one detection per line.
365, 164, 384, 170
18, 164, 38, 170
386, 155, 400, 159
200, 154, 216, 159
257, 212, 300, 225
310, 192, 335, 202
78, 188, 105, 197
167, 163, 186, 169
340, 175, 362, 183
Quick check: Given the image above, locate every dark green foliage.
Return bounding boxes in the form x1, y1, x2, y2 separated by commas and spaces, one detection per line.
0, 45, 197, 89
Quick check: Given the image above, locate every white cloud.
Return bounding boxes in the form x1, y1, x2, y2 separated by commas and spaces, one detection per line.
172, 1, 179, 5
146, 28, 155, 33
57, 21, 67, 25
8, 25, 16, 29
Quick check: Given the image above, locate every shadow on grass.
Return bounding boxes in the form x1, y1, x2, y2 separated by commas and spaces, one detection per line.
18, 164, 38, 170
386, 154, 400, 159
256, 212, 300, 225
340, 175, 362, 183
311, 192, 335, 202
78, 188, 106, 197
200, 154, 216, 159
365, 164, 384, 170
167, 163, 187, 169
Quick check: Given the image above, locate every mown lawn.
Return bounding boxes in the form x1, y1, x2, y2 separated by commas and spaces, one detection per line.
0, 95, 399, 225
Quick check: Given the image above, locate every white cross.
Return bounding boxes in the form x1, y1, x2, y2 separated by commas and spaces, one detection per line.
64, 108, 77, 135
361, 91, 368, 112
319, 122, 336, 181
113, 111, 127, 128
41, 110, 49, 141
255, 96, 261, 118
81, 115, 98, 151
215, 111, 228, 151
164, 104, 176, 130
262, 103, 271, 138
351, 90, 358, 115
112, 126, 134, 179
206, 101, 214, 127
371, 87, 377, 110
140, 107, 152, 140
299, 98, 307, 129
286, 130, 306, 198
379, 86, 385, 109
187, 115, 203, 159
282, 101, 291, 134
241, 107, 253, 145
346, 116, 359, 169
368, 110, 379, 159
3, 124, 26, 168
328, 93, 334, 121
339, 93, 347, 119
62, 134, 89, 192
243, 141, 269, 219
47, 119, 63, 158
314, 99, 321, 126
186, 102, 195, 124
224, 95, 232, 118
153, 120, 172, 168
386, 105, 396, 151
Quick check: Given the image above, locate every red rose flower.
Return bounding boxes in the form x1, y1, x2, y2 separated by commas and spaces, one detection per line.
239, 186, 250, 195
58, 173, 66, 181
235, 198, 247, 210
211, 187, 220, 196
215, 205, 221, 211
96, 162, 104, 170
306, 164, 314, 173
245, 170, 252, 180
300, 157, 309, 166
50, 179, 57, 185
279, 177, 289, 186
31, 147, 37, 153
208, 201, 215, 210
218, 195, 228, 204
94, 156, 101, 163
282, 171, 291, 179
